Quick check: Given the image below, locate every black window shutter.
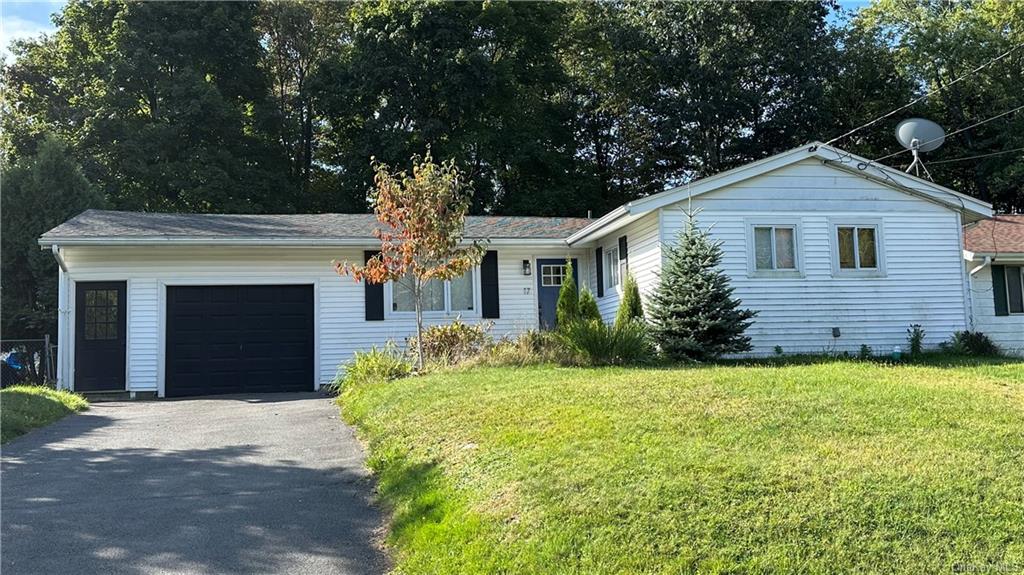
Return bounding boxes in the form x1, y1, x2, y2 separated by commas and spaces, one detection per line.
595, 247, 604, 297
992, 264, 1009, 316
618, 236, 628, 261
364, 250, 385, 321
481, 250, 500, 319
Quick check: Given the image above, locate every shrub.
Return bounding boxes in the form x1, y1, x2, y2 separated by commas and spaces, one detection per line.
941, 330, 1000, 356
468, 330, 566, 368
859, 344, 873, 360
555, 259, 579, 330
579, 287, 601, 322
331, 342, 411, 391
773, 345, 784, 356
907, 324, 925, 356
409, 319, 493, 365
615, 273, 644, 328
648, 211, 756, 361
558, 319, 652, 366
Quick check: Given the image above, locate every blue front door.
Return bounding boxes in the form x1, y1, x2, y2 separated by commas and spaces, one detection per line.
537, 258, 578, 330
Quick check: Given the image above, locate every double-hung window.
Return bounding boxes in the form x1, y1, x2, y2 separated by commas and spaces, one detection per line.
604, 246, 621, 289
391, 269, 476, 315
747, 220, 801, 277
753, 226, 797, 271
829, 220, 885, 277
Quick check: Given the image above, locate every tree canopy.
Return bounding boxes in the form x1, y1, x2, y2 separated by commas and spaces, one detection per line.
3, 0, 1023, 337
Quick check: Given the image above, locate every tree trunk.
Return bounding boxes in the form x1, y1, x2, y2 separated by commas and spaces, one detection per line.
413, 275, 425, 371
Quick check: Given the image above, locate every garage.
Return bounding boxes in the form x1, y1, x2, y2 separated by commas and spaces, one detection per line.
165, 285, 314, 397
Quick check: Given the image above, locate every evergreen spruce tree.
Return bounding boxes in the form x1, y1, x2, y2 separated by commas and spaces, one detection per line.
649, 212, 756, 361
555, 259, 580, 330
579, 287, 601, 322
614, 273, 644, 328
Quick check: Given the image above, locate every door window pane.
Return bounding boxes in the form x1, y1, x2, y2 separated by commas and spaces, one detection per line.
857, 228, 877, 268
754, 227, 773, 270
541, 265, 566, 287
450, 271, 474, 311
837, 227, 856, 269
84, 289, 118, 340
1007, 266, 1024, 314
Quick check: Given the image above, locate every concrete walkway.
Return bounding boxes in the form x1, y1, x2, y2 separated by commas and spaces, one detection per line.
1, 393, 389, 575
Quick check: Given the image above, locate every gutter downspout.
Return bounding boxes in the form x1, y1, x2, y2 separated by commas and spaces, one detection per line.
969, 256, 991, 277
50, 245, 70, 389
51, 244, 68, 272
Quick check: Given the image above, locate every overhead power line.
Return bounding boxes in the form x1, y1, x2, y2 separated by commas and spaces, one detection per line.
926, 146, 1024, 165
873, 103, 1024, 162
822, 43, 1023, 146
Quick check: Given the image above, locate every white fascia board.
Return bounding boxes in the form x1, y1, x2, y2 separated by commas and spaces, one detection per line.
971, 251, 1024, 262
37, 236, 570, 248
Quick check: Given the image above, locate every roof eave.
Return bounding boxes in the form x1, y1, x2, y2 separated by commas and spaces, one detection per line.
38, 236, 573, 248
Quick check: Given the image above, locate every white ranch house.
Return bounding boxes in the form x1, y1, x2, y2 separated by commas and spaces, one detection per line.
40, 143, 1002, 398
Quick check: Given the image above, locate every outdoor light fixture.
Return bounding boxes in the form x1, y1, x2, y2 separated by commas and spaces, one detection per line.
522, 260, 532, 276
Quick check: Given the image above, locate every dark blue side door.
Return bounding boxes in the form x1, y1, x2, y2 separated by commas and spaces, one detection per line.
537, 258, 578, 330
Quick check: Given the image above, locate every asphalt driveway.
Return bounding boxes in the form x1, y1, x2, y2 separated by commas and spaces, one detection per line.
1, 393, 389, 575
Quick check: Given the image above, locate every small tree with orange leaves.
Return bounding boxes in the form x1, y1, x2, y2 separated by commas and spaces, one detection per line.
335, 152, 486, 370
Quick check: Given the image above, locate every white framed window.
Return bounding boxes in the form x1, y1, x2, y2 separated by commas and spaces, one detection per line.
604, 246, 621, 289
540, 264, 567, 287
829, 219, 886, 277
745, 219, 802, 277
388, 268, 478, 316
1006, 265, 1024, 314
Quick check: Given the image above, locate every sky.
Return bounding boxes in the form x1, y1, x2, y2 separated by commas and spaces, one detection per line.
1, 0, 872, 61
1, 0, 65, 59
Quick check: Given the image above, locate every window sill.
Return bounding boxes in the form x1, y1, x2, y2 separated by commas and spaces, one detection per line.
748, 270, 804, 279
832, 269, 886, 279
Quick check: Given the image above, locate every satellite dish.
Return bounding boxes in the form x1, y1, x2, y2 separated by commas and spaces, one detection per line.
894, 118, 945, 179
895, 118, 945, 152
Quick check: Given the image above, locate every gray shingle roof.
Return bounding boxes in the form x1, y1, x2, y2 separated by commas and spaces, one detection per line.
40, 210, 591, 244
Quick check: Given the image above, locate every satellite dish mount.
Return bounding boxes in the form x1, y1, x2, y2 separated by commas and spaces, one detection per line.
895, 118, 945, 181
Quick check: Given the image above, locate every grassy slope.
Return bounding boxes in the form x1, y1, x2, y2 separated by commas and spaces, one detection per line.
340, 359, 1024, 574
1, 385, 88, 443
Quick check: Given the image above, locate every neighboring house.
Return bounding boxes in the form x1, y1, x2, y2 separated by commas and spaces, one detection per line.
40, 143, 993, 397
963, 215, 1024, 356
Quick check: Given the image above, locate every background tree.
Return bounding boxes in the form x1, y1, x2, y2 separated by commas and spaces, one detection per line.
648, 211, 756, 361
257, 1, 353, 211
4, 0, 291, 213
852, 0, 1024, 210
335, 152, 485, 370
1, 134, 104, 338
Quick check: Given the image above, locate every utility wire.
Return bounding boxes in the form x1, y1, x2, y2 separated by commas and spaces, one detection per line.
822, 43, 1023, 146
873, 103, 1024, 162
927, 146, 1024, 165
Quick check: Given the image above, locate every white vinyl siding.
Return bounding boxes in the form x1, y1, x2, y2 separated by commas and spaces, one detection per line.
968, 263, 1024, 356
655, 158, 968, 355
57, 245, 588, 394
593, 212, 661, 323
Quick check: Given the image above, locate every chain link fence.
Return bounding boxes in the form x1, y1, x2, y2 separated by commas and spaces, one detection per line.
1, 336, 56, 388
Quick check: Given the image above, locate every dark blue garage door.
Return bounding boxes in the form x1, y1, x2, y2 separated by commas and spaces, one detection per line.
166, 285, 314, 397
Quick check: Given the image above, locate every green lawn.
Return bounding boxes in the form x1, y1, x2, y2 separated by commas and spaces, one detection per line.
339, 358, 1024, 574
1, 385, 88, 443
